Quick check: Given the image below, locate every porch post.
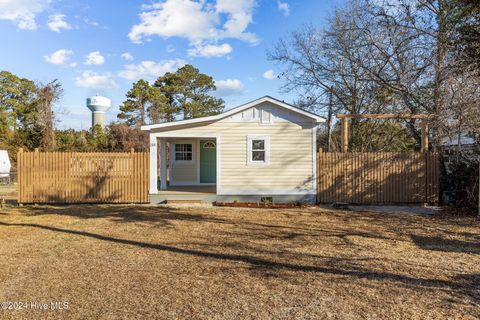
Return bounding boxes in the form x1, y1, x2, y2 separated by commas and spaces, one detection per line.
149, 134, 158, 194
159, 138, 167, 190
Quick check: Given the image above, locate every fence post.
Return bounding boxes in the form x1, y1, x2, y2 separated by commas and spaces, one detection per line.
130, 148, 135, 203
341, 118, 349, 153
34, 148, 39, 203
421, 120, 429, 152
17, 148, 23, 205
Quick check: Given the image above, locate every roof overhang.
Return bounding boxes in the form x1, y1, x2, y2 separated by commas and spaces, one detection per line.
141, 96, 325, 131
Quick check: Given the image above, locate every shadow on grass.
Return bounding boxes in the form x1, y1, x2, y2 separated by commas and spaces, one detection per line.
23, 205, 231, 227
0, 220, 479, 304
411, 235, 480, 254
17, 205, 478, 247
22, 205, 412, 245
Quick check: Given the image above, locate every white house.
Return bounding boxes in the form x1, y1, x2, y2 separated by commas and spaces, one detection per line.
141, 96, 325, 204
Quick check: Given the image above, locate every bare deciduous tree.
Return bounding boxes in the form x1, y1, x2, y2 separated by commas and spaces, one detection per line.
36, 79, 63, 151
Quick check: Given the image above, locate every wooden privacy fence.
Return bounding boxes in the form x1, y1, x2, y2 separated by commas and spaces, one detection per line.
317, 152, 440, 204
17, 149, 149, 204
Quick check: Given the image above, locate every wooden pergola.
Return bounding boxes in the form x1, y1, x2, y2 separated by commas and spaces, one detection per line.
336, 113, 435, 153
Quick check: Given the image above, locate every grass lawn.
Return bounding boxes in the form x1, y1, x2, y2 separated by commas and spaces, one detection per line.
0, 202, 479, 319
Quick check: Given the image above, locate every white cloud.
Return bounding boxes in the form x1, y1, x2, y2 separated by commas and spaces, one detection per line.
44, 49, 74, 65
128, 0, 258, 48
84, 51, 105, 65
129, 0, 216, 43
215, 79, 244, 96
216, 0, 257, 43
74, 71, 117, 89
166, 45, 176, 53
83, 17, 109, 30
277, 1, 290, 16
121, 52, 134, 61
0, 0, 50, 30
188, 43, 232, 58
263, 69, 276, 80
118, 59, 186, 81
47, 13, 72, 32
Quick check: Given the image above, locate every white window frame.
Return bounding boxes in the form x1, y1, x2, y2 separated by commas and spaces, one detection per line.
173, 142, 194, 164
247, 135, 270, 166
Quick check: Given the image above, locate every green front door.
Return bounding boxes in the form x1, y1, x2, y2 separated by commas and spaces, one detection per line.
200, 140, 216, 183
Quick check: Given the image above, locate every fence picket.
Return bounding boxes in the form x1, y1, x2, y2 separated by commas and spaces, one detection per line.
17, 151, 149, 204
317, 151, 439, 204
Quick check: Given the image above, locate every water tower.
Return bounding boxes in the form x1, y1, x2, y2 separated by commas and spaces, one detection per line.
86, 95, 111, 128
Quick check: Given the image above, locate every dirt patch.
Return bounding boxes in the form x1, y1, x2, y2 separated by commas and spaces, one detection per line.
0, 204, 479, 319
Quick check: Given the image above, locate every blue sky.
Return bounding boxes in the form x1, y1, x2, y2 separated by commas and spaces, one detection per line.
0, 0, 344, 130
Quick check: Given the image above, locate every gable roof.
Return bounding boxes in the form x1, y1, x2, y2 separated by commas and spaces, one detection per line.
141, 96, 325, 131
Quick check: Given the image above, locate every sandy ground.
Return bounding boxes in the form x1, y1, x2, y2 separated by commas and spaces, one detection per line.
0, 204, 478, 319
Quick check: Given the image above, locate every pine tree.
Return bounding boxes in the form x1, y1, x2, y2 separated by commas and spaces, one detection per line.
154, 64, 225, 120
118, 79, 169, 127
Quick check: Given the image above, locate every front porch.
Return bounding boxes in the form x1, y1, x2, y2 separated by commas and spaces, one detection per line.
150, 185, 217, 203
149, 133, 220, 203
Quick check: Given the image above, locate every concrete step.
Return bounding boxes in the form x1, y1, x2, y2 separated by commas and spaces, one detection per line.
165, 199, 205, 205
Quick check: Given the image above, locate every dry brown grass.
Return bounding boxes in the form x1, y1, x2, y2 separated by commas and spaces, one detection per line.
0, 204, 478, 319
0, 184, 16, 201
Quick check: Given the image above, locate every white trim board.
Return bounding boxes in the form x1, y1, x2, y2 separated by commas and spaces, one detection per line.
149, 135, 158, 194
169, 181, 216, 187
141, 96, 325, 131
150, 132, 219, 138
218, 189, 316, 195
216, 136, 222, 195
312, 125, 318, 196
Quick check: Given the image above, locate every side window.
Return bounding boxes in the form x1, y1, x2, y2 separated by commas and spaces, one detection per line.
251, 139, 265, 161
247, 136, 270, 165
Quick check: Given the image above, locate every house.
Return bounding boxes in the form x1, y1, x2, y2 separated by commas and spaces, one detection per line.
141, 96, 325, 204
441, 134, 476, 152
440, 134, 478, 204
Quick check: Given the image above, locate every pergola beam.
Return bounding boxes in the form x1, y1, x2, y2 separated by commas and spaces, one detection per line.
336, 114, 434, 120
337, 113, 433, 153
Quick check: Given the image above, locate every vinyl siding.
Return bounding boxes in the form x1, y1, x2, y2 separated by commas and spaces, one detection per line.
154, 113, 315, 194
171, 162, 197, 183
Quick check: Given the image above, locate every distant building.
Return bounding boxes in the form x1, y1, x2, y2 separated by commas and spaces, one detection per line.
0, 150, 11, 178
441, 134, 475, 150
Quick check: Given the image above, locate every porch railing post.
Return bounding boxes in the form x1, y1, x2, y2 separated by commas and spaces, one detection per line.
159, 138, 167, 190
149, 135, 158, 194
